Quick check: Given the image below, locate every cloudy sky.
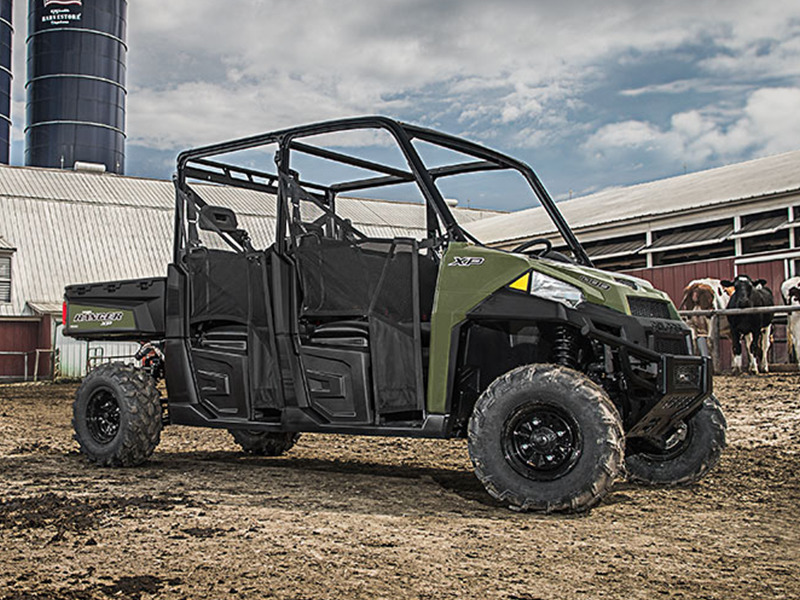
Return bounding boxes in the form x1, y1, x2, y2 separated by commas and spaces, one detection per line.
9, 0, 800, 210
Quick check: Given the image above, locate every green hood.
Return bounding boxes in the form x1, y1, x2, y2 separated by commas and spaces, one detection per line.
527, 257, 679, 319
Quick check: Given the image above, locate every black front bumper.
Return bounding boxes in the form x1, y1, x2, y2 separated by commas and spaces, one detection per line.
582, 320, 713, 440
627, 353, 713, 439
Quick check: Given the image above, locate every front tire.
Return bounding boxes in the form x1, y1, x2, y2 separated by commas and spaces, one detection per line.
625, 395, 726, 486
229, 429, 300, 456
468, 364, 624, 513
73, 363, 162, 467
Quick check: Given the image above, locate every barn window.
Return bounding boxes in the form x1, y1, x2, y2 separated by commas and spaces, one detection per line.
584, 234, 648, 270
0, 254, 10, 303
645, 219, 734, 266
737, 208, 790, 256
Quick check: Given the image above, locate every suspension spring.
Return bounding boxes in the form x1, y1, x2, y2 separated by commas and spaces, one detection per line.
552, 325, 579, 369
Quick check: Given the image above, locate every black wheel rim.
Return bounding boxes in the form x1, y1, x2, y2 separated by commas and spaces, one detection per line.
502, 403, 582, 481
86, 388, 121, 444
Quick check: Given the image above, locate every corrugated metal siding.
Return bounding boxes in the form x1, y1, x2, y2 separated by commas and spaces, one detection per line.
53, 323, 139, 378
0, 167, 170, 209
0, 165, 501, 315
0, 165, 500, 315
586, 239, 646, 259
0, 197, 174, 313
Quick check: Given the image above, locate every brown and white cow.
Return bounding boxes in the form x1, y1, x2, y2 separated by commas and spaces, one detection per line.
679, 278, 731, 371
781, 276, 800, 364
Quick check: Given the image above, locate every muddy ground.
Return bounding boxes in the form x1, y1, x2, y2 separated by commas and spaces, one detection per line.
0, 375, 798, 600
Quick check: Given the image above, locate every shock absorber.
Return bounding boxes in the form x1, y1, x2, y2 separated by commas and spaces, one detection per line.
552, 325, 579, 369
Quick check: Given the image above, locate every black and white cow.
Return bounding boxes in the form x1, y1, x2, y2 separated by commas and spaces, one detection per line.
721, 275, 774, 374
780, 276, 800, 363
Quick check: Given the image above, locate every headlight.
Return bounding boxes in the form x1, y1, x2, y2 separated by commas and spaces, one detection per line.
672, 363, 702, 389
528, 271, 584, 308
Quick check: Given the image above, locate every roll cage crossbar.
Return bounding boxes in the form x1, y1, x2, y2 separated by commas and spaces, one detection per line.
173, 116, 592, 266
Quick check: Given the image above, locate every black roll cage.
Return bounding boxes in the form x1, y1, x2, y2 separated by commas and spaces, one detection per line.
173, 115, 592, 266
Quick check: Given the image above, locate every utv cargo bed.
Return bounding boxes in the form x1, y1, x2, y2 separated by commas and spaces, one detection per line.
64, 277, 166, 340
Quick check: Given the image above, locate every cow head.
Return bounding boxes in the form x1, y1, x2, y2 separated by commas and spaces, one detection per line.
788, 286, 800, 306
680, 284, 710, 310
721, 275, 767, 304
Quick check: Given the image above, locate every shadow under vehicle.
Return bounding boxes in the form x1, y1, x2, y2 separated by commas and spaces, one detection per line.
64, 117, 725, 512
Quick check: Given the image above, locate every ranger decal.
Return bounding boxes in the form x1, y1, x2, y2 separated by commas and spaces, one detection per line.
74, 310, 125, 327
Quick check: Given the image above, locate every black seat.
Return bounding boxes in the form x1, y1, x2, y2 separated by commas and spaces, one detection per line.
295, 235, 389, 318
308, 320, 370, 348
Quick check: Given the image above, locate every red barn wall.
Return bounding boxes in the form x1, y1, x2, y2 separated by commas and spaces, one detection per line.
0, 319, 41, 378
624, 257, 788, 369
623, 257, 737, 306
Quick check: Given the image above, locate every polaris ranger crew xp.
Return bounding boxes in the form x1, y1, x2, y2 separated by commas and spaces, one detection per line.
64, 117, 725, 513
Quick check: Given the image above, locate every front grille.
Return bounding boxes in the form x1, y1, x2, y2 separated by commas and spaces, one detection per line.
654, 336, 689, 355
628, 297, 671, 319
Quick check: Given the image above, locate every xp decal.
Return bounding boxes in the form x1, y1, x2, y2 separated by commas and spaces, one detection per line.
448, 256, 485, 267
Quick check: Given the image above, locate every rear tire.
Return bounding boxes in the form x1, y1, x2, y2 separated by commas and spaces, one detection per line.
229, 429, 300, 456
625, 395, 726, 486
468, 364, 624, 513
73, 363, 162, 467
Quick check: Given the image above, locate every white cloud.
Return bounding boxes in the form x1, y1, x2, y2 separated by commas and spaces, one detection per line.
7, 0, 800, 194
585, 120, 663, 151
583, 87, 800, 169
705, 87, 800, 157
119, 0, 800, 152
620, 80, 749, 97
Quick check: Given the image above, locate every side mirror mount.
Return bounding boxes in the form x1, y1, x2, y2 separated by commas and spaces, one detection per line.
199, 205, 238, 233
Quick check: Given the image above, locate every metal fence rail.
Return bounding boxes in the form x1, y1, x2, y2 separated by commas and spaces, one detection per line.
679, 303, 798, 372
0, 348, 54, 381
678, 305, 800, 317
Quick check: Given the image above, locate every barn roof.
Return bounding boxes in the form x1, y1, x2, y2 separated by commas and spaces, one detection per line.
0, 164, 500, 316
468, 149, 800, 245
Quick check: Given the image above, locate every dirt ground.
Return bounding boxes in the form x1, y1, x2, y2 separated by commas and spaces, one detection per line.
0, 375, 798, 600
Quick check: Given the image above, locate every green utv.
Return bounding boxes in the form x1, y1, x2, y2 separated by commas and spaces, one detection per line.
64, 117, 726, 513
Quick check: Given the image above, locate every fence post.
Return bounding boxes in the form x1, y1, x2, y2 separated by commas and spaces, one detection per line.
712, 319, 721, 374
